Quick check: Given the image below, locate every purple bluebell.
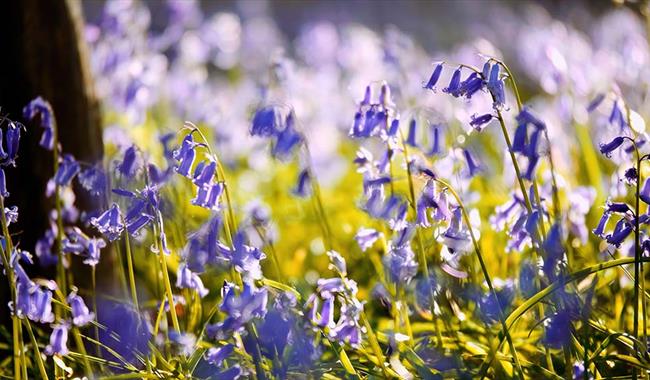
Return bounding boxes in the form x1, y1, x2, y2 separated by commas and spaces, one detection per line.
519, 260, 537, 298
609, 100, 626, 130
313, 295, 335, 328
205, 344, 234, 366
354, 227, 380, 252
329, 301, 364, 347
174, 135, 197, 177
423, 62, 444, 91
68, 292, 95, 326
428, 123, 443, 156
193, 161, 216, 187
207, 282, 268, 339
523, 155, 539, 181
640, 178, 650, 204
0, 129, 7, 159
251, 106, 282, 137
78, 165, 106, 196
29, 286, 55, 323
379, 82, 393, 107
442, 207, 471, 252
600, 136, 625, 157
118, 145, 138, 179
45, 324, 69, 356
458, 72, 485, 99
476, 283, 514, 324
443, 67, 462, 96
592, 211, 610, 238
23, 97, 55, 150
512, 123, 528, 153
543, 311, 573, 348
486, 63, 506, 108
363, 175, 391, 193
216, 230, 266, 281
293, 169, 311, 198
543, 223, 564, 277
54, 154, 80, 186
587, 93, 605, 112
606, 200, 631, 214
176, 263, 209, 297
0, 168, 8, 197
192, 182, 224, 210
606, 219, 633, 247
360, 85, 372, 107
126, 213, 154, 236
463, 149, 481, 177
5, 122, 22, 165
35, 225, 58, 266
273, 112, 303, 159
624, 167, 638, 184
516, 107, 546, 130
406, 119, 418, 147
469, 113, 493, 131
327, 250, 347, 276
90, 203, 125, 241
384, 243, 418, 284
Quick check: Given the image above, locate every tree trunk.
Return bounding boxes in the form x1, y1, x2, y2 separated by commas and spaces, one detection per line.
0, 0, 106, 323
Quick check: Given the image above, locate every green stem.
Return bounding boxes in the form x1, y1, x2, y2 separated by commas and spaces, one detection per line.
153, 220, 180, 333
121, 218, 139, 311
22, 318, 49, 380
435, 178, 525, 380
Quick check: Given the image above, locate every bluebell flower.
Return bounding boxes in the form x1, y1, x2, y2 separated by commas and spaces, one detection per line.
90, 203, 125, 241
443, 67, 462, 96
293, 169, 311, 198
273, 112, 303, 159
442, 207, 471, 252
469, 113, 493, 131
606, 200, 631, 214
205, 344, 234, 366
45, 324, 69, 356
329, 301, 364, 347
406, 119, 418, 147
78, 165, 106, 196
354, 227, 380, 252
463, 149, 481, 178
251, 106, 282, 137
543, 223, 565, 278
516, 107, 546, 130
28, 285, 56, 323
428, 123, 443, 156
606, 219, 633, 247
5, 122, 22, 166
599, 136, 625, 158
118, 145, 138, 179
609, 100, 627, 130
68, 291, 95, 326
512, 123, 528, 153
216, 230, 266, 281
192, 182, 224, 210
476, 282, 514, 324
592, 210, 610, 238
519, 260, 538, 298
0, 168, 8, 197
176, 263, 209, 297
379, 82, 393, 108
543, 310, 573, 348
23, 96, 55, 150
360, 85, 372, 107
587, 93, 605, 112
193, 161, 216, 187
327, 250, 347, 276
384, 242, 418, 284
0, 129, 7, 160
97, 300, 151, 364
207, 281, 268, 339
640, 178, 650, 204
423, 62, 444, 91
523, 155, 540, 181
457, 72, 485, 99
174, 135, 197, 177
486, 63, 506, 108
126, 213, 154, 236
54, 154, 80, 186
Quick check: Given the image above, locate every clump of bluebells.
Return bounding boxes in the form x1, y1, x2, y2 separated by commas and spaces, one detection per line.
3, 4, 650, 379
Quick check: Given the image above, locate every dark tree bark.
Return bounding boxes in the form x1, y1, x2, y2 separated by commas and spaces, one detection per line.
0, 0, 105, 323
